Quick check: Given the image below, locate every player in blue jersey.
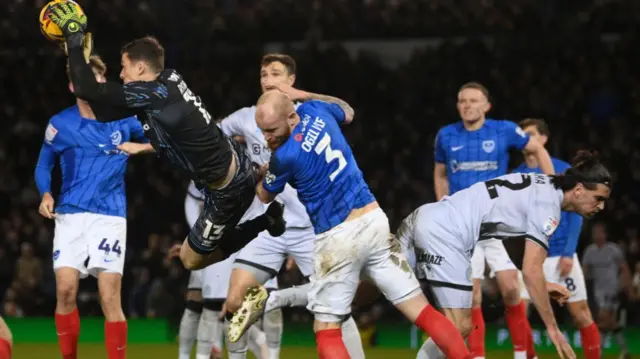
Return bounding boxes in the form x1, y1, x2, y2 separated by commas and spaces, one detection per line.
34, 56, 148, 359
245, 87, 473, 359
433, 82, 555, 359
514, 119, 601, 359
221, 54, 364, 359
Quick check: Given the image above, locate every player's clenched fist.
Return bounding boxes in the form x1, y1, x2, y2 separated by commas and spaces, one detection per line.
48, 1, 87, 46
39, 192, 56, 219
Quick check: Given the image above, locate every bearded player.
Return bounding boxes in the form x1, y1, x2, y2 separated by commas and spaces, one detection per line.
245, 89, 474, 359
35, 56, 147, 359
434, 82, 554, 359
220, 54, 364, 359
47, 1, 285, 272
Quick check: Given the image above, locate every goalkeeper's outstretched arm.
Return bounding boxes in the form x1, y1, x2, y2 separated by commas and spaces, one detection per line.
67, 46, 166, 122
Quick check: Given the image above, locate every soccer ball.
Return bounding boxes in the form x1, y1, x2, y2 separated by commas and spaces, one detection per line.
39, 0, 85, 43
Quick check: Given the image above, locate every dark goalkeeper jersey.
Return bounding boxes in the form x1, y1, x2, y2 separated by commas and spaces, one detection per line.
67, 47, 232, 186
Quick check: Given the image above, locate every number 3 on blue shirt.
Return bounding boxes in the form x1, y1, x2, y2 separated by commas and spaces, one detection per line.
315, 133, 346, 181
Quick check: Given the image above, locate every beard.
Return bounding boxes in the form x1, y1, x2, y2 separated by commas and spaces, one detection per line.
268, 133, 290, 151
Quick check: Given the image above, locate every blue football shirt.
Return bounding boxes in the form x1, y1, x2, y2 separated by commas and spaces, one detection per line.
435, 119, 530, 194
263, 100, 376, 234
34, 105, 147, 218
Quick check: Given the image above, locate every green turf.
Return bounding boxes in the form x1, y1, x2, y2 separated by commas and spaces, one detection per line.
10, 344, 622, 359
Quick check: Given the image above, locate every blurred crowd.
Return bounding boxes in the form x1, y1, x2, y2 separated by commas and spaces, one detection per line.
1, 0, 640, 332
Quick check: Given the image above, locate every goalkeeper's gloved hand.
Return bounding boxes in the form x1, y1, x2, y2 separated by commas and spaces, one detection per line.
47, 1, 87, 49
60, 32, 93, 63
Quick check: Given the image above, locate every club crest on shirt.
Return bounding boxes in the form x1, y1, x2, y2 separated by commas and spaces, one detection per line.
482, 140, 495, 153
542, 216, 559, 238
45, 123, 58, 144
110, 131, 122, 146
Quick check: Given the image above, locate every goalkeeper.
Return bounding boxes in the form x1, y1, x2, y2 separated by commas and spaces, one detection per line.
48, 2, 286, 270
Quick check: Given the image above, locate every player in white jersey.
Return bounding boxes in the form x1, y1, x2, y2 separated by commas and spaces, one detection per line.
399, 151, 611, 359
219, 54, 364, 359
514, 119, 601, 359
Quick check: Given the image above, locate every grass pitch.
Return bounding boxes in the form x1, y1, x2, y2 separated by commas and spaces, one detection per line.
11, 343, 621, 359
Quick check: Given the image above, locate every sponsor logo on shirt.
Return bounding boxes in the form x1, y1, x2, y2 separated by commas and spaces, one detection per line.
450, 160, 498, 173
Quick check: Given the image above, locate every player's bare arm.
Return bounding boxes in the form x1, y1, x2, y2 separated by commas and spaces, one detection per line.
256, 181, 277, 204
522, 240, 555, 328
274, 83, 354, 124
522, 240, 575, 359
523, 137, 555, 175
117, 142, 155, 155
433, 162, 449, 200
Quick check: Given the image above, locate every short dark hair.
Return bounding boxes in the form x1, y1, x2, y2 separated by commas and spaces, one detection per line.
121, 36, 165, 73
519, 118, 550, 137
261, 53, 296, 75
459, 82, 490, 101
66, 55, 107, 80
551, 150, 612, 191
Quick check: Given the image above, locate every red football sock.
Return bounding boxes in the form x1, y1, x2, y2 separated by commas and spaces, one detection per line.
415, 305, 472, 359
524, 317, 537, 359
505, 301, 528, 357
55, 308, 80, 359
315, 328, 350, 359
468, 307, 486, 358
0, 338, 11, 359
105, 321, 127, 359
580, 323, 601, 359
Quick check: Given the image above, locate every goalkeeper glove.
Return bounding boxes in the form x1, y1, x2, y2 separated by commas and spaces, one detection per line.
60, 32, 93, 63
48, 1, 87, 49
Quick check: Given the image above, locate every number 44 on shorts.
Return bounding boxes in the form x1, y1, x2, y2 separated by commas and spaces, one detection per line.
98, 238, 122, 256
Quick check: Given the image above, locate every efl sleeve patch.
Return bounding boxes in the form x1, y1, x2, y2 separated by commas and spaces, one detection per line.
44, 123, 58, 144
542, 216, 559, 238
